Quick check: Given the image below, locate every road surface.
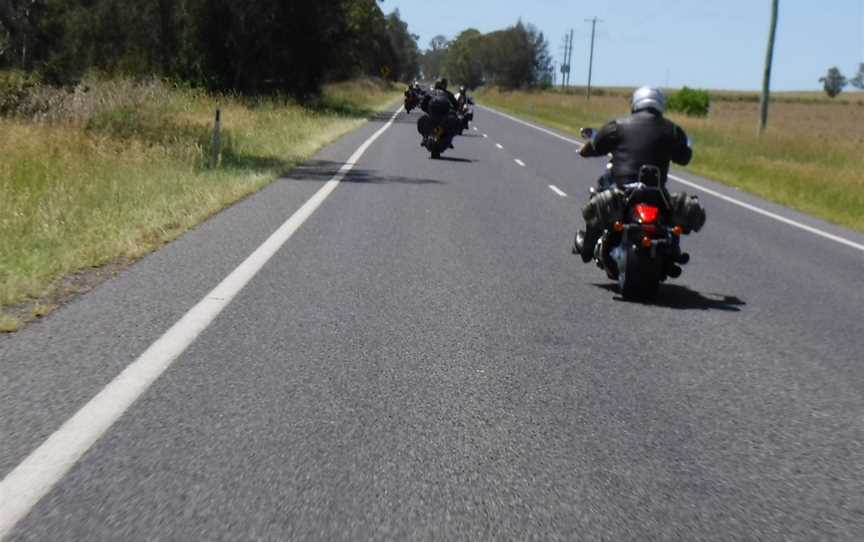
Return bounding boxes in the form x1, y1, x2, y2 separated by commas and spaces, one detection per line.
1, 104, 863, 540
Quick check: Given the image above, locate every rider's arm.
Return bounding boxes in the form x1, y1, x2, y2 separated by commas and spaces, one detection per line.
669, 123, 693, 166
579, 121, 617, 157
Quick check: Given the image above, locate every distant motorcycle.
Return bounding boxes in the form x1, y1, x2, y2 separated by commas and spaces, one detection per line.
579, 127, 705, 299
404, 89, 421, 113
418, 92, 459, 159
456, 102, 473, 134
454, 93, 474, 134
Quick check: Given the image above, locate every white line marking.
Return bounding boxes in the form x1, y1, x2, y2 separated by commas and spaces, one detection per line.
473, 126, 478, 131
549, 185, 568, 197
495, 143, 503, 149
667, 174, 864, 252
481, 105, 581, 146
482, 134, 488, 139
480, 104, 864, 253
515, 159, 526, 167
0, 107, 405, 539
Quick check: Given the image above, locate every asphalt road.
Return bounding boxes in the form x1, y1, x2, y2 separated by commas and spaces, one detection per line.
2, 103, 864, 540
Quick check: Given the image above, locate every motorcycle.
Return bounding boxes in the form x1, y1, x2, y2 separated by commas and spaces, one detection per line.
421, 116, 453, 159
580, 127, 704, 300
404, 89, 421, 113
456, 102, 473, 134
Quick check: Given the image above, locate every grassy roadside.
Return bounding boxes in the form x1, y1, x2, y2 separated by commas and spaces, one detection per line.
476, 88, 864, 234
0, 76, 400, 332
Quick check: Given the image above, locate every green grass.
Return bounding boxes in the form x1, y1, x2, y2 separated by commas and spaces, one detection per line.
0, 76, 400, 330
477, 87, 864, 233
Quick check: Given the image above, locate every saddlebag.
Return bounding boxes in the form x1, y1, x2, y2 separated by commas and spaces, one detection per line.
582, 188, 626, 228
669, 192, 706, 233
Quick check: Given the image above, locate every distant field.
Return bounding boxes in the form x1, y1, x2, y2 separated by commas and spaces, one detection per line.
477, 87, 864, 234
0, 76, 400, 331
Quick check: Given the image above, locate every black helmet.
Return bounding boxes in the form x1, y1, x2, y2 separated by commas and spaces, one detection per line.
439, 78, 449, 90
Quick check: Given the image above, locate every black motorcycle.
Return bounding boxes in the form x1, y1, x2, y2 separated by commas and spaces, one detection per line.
456, 102, 473, 134
421, 115, 455, 159
580, 128, 705, 299
418, 94, 459, 159
404, 89, 421, 113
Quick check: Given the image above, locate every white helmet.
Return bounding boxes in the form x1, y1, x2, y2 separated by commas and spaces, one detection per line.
631, 86, 666, 114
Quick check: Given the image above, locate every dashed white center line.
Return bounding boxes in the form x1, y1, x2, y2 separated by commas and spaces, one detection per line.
495, 143, 503, 149
515, 159, 526, 167
473, 126, 478, 131
482, 134, 488, 138
549, 185, 568, 197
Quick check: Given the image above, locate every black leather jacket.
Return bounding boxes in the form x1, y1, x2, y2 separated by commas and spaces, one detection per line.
421, 88, 459, 114
580, 110, 692, 184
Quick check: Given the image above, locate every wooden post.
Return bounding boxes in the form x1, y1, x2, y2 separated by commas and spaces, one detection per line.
211, 108, 221, 166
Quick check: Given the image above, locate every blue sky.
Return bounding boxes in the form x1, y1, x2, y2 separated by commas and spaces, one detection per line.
383, 0, 864, 91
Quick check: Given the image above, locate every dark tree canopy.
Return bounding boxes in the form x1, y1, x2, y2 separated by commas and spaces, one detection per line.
848, 63, 864, 91
421, 21, 552, 90
0, 0, 420, 96
819, 66, 847, 98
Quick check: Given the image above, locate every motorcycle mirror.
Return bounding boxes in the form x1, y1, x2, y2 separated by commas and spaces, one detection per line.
580, 127, 595, 140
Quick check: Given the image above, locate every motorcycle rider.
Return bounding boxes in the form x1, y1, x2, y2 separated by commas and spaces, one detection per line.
573, 86, 692, 263
418, 78, 460, 149
455, 85, 473, 108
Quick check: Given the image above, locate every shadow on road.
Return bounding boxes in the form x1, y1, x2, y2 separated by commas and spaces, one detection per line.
433, 156, 473, 163
283, 160, 446, 185
368, 110, 418, 125
593, 283, 746, 311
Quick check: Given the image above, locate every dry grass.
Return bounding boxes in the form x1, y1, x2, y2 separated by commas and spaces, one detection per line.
477, 87, 864, 232
0, 76, 399, 330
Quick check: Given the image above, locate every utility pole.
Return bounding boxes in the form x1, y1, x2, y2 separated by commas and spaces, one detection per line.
759, 0, 779, 133
560, 35, 569, 89
560, 29, 574, 89
585, 17, 602, 100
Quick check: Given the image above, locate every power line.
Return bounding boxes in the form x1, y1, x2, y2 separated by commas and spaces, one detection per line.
585, 17, 603, 100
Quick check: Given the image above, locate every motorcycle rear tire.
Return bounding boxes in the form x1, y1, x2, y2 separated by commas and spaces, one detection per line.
618, 244, 661, 300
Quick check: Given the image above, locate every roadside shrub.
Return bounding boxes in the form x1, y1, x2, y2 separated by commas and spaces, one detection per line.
0, 70, 40, 115
668, 86, 710, 117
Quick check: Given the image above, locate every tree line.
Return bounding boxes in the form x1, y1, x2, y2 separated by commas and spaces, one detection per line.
418, 21, 553, 90
0, 0, 420, 96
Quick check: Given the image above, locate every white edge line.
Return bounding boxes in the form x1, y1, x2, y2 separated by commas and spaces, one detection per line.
515, 159, 526, 167
0, 107, 405, 540
480, 104, 864, 253
667, 174, 864, 252
549, 185, 568, 197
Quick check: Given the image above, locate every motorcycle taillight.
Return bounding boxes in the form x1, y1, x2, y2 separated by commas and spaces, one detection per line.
634, 203, 659, 224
